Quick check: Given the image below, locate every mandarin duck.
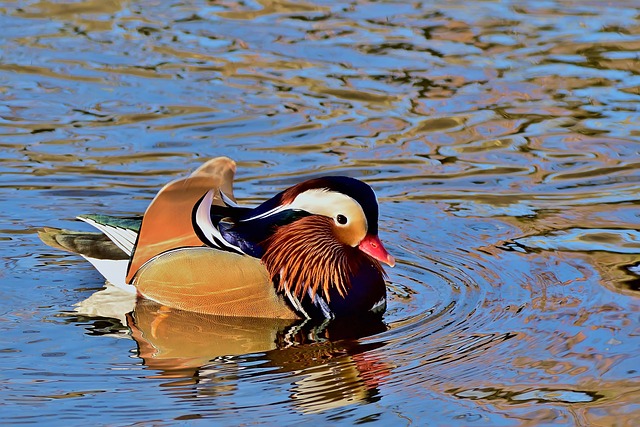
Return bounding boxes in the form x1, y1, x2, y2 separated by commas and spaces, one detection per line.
40, 157, 395, 320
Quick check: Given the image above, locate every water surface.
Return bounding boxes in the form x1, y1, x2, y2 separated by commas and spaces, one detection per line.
1, 0, 639, 425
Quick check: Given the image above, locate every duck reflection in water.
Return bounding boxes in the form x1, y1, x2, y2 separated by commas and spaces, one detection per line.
70, 288, 390, 413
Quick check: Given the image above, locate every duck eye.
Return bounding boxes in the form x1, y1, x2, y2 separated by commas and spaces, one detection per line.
336, 214, 348, 225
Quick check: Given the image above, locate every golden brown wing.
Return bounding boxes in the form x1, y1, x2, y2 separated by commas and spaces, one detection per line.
126, 157, 237, 283
133, 247, 299, 319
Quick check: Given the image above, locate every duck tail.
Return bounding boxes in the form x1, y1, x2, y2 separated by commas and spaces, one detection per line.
38, 227, 129, 260
39, 227, 133, 290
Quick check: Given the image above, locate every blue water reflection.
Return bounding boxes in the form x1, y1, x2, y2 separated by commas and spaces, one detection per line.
1, 0, 639, 425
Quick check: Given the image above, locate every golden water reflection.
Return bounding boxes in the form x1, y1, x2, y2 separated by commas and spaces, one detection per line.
119, 298, 390, 412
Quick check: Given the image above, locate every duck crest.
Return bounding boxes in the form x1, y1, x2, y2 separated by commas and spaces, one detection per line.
261, 216, 385, 303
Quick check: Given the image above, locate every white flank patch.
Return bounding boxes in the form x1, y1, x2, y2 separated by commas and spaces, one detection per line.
78, 217, 137, 256
81, 256, 134, 293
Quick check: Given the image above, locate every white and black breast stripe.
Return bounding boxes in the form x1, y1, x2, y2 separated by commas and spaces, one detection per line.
220, 190, 240, 208
194, 190, 246, 255
309, 288, 334, 319
284, 285, 311, 319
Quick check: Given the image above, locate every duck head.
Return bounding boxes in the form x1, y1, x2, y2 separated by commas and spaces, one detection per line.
233, 176, 394, 308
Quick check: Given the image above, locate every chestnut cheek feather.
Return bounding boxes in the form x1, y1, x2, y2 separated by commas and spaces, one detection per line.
261, 216, 348, 301
261, 216, 385, 303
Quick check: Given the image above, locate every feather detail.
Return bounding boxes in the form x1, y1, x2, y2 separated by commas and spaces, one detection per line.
260, 216, 384, 303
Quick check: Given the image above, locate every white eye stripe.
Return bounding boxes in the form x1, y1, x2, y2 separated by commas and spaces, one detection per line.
239, 189, 367, 230
288, 189, 366, 228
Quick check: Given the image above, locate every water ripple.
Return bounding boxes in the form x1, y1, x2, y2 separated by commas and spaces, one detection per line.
1, 0, 639, 425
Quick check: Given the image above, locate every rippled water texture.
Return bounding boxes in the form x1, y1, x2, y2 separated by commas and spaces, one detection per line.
2, 0, 640, 425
